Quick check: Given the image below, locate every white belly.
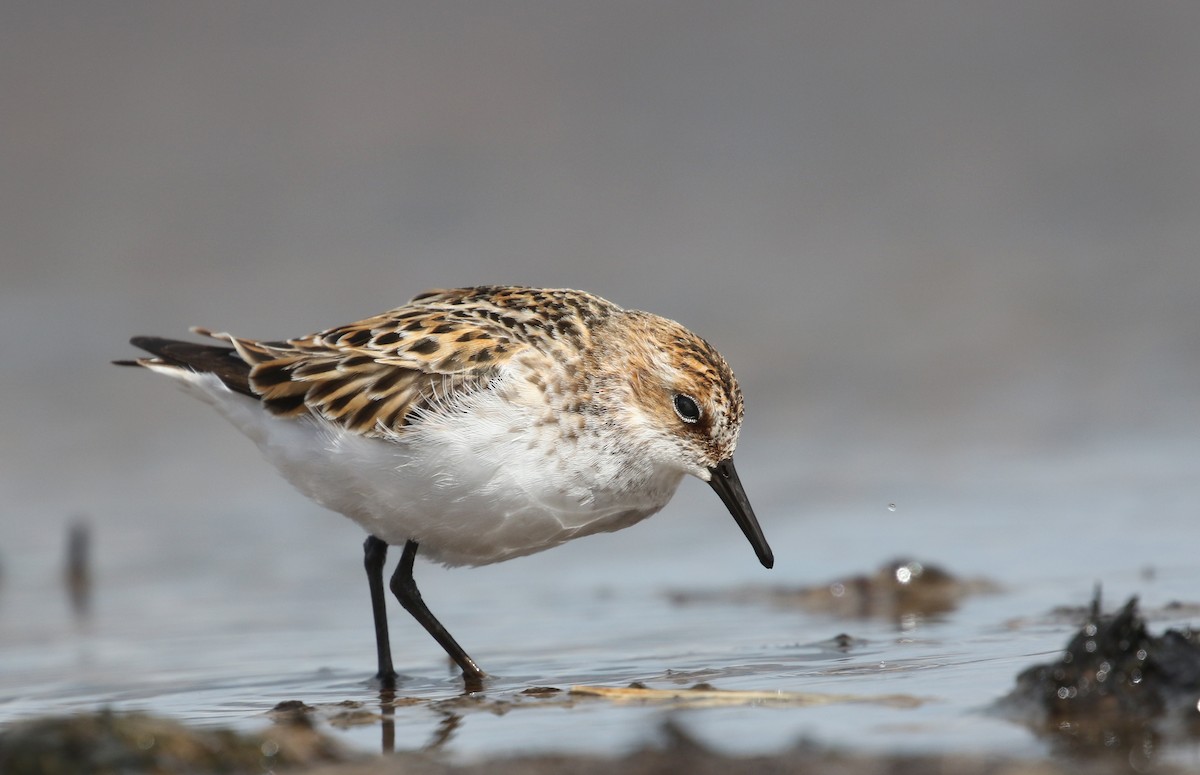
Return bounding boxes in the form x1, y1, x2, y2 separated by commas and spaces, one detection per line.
173, 372, 684, 566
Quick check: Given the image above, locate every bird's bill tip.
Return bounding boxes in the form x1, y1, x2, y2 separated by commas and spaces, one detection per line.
707, 458, 774, 569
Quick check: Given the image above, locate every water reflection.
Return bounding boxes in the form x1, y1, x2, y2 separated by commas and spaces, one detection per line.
372, 686, 468, 755
423, 710, 462, 753
378, 688, 395, 754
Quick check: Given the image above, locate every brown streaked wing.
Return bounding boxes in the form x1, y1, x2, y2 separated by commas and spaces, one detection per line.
200, 301, 536, 437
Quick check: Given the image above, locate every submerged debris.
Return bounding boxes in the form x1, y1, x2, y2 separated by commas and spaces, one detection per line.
569, 682, 926, 709
999, 595, 1200, 762
64, 519, 91, 620
671, 558, 999, 624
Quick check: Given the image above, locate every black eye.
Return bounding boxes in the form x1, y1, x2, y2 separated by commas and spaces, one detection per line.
673, 394, 701, 423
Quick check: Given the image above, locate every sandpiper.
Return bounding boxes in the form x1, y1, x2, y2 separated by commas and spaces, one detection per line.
118, 286, 773, 689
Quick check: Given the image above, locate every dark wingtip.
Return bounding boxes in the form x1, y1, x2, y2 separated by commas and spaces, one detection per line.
130, 335, 170, 352
116, 335, 256, 397
116, 336, 173, 367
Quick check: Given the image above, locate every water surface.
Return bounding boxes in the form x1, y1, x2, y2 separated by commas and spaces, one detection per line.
3, 438, 1199, 768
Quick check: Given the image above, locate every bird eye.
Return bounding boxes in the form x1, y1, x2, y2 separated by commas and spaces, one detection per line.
673, 394, 701, 423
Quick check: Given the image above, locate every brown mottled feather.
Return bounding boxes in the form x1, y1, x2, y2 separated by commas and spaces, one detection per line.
171, 287, 620, 436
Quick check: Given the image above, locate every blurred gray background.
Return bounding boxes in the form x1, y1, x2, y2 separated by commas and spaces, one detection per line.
3, 2, 1199, 602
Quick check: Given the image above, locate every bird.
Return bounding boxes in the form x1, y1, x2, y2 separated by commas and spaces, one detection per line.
116, 285, 773, 689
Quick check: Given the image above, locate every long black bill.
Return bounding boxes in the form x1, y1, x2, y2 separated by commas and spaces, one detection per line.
708, 458, 774, 569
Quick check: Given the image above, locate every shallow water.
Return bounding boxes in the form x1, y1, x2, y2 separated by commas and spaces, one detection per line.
3, 437, 1200, 769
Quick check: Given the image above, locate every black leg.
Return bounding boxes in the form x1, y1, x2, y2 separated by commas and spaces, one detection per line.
390, 540, 486, 689
363, 536, 397, 686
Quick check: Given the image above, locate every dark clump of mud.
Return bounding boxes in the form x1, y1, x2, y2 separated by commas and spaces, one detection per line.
0, 709, 349, 775
671, 558, 999, 623
998, 595, 1200, 764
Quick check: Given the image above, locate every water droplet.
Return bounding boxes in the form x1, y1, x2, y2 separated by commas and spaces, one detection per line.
887, 503, 897, 512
